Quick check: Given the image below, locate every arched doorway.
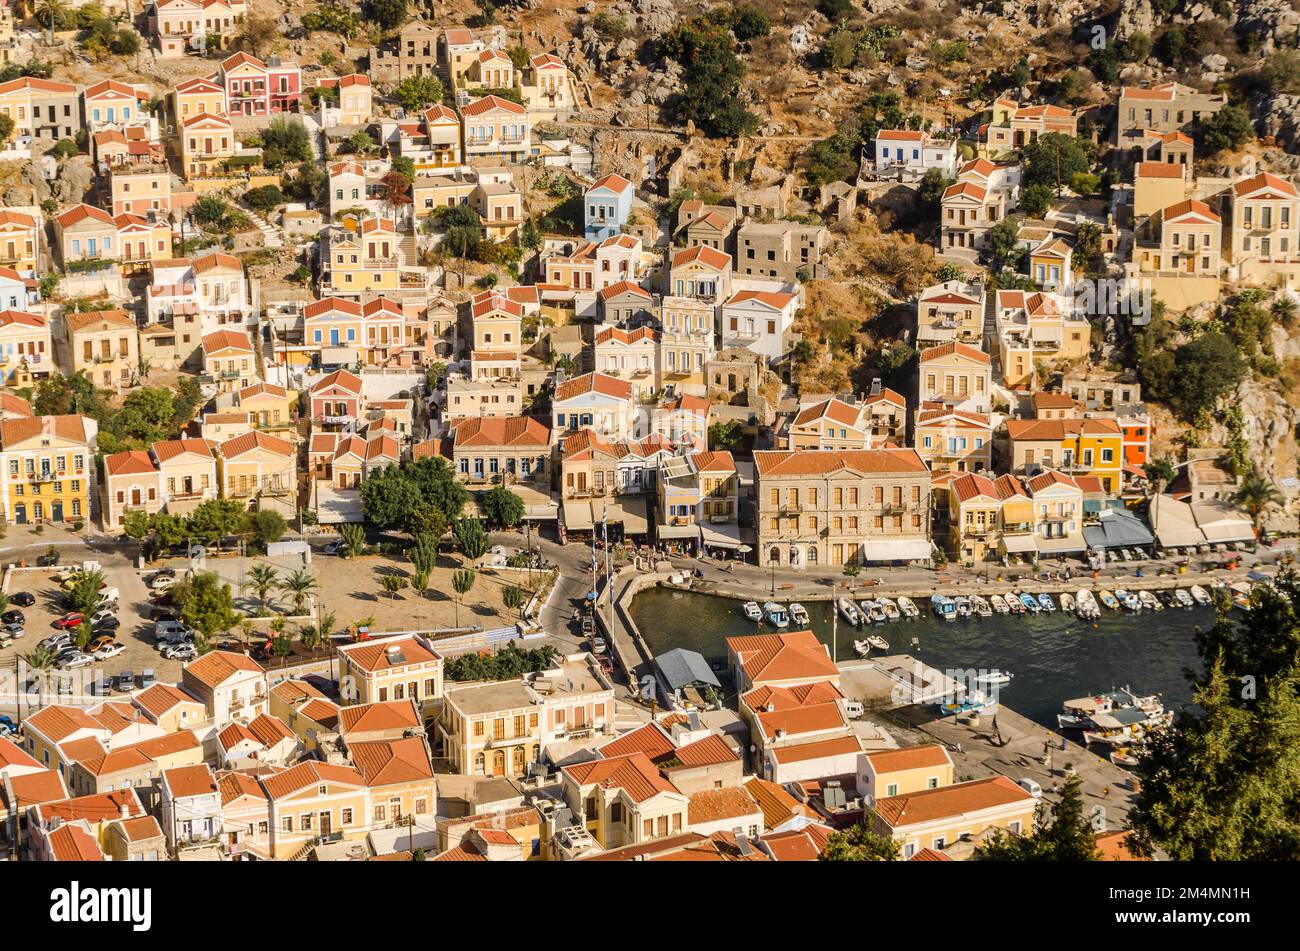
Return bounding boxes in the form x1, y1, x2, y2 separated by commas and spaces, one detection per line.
769, 547, 781, 565
491, 749, 506, 777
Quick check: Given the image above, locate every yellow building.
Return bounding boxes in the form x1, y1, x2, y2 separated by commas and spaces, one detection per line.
559, 752, 689, 851
918, 341, 991, 414
1005, 416, 1124, 493
994, 290, 1090, 389
0, 210, 38, 274
172, 75, 227, 123
856, 744, 955, 806
873, 776, 1037, 859
914, 403, 993, 475
235, 382, 295, 434
179, 112, 235, 180
65, 309, 140, 391
216, 430, 297, 516
1029, 236, 1073, 291
0, 309, 52, 383
322, 218, 402, 295
336, 635, 445, 717
0, 414, 95, 526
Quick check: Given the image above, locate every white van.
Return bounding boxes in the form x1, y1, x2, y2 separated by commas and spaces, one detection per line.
97, 587, 120, 606
1017, 778, 1043, 799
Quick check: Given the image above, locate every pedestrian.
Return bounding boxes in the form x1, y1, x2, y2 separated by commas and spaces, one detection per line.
1103, 786, 1111, 798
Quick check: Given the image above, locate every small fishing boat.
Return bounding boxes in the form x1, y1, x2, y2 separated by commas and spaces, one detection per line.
938, 690, 996, 717
970, 594, 993, 618
853, 639, 872, 657
860, 600, 888, 624
990, 594, 1010, 614
1019, 592, 1041, 613
1173, 588, 1194, 608
1138, 589, 1161, 611
788, 602, 810, 626
1098, 590, 1121, 611
1229, 581, 1252, 609
1111, 746, 1141, 768
1060, 592, 1076, 613
741, 601, 763, 622
763, 602, 790, 628
974, 670, 1013, 686
879, 598, 901, 621
897, 596, 920, 619
1037, 592, 1056, 612
865, 633, 889, 651
1004, 592, 1024, 614
837, 597, 863, 626
1115, 589, 1141, 612
1157, 589, 1180, 608
1083, 710, 1151, 746
931, 595, 957, 621
1189, 584, 1212, 606
1075, 589, 1101, 619
952, 595, 972, 618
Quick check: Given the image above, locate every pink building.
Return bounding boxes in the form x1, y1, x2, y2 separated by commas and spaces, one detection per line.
219, 51, 302, 117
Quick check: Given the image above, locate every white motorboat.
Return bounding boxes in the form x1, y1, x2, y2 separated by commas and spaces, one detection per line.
1138, 589, 1162, 611
897, 596, 920, 619
969, 594, 993, 618
953, 596, 972, 618
865, 633, 889, 651
837, 597, 863, 626
990, 594, 1010, 614
763, 602, 790, 628
1189, 584, 1212, 606
931, 595, 957, 621
1075, 589, 1101, 619
1059, 592, 1076, 613
741, 601, 763, 622
878, 598, 901, 621
974, 670, 1013, 686
1114, 589, 1141, 611
1173, 588, 1194, 608
853, 636, 888, 656
789, 603, 810, 626
1003, 592, 1024, 614
860, 600, 887, 624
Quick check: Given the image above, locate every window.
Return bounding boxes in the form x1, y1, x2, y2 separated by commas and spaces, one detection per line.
885, 783, 899, 797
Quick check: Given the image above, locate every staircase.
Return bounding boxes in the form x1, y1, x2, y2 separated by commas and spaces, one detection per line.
244, 207, 284, 249
301, 113, 326, 161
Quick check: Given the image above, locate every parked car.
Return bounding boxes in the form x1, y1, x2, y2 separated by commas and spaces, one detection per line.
4, 622, 25, 636
148, 568, 177, 582
53, 613, 84, 629
161, 642, 197, 661
115, 670, 135, 692
57, 651, 93, 669
0, 715, 16, 735
140, 669, 156, 689
1, 610, 24, 625
88, 634, 117, 651
9, 592, 35, 607
87, 677, 113, 697
321, 540, 344, 556
157, 631, 194, 650
149, 605, 180, 622
41, 633, 73, 651
154, 620, 191, 639
149, 575, 176, 592
97, 587, 120, 606
91, 616, 120, 632
93, 642, 125, 661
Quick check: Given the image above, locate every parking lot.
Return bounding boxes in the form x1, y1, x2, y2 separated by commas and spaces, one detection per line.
0, 555, 185, 705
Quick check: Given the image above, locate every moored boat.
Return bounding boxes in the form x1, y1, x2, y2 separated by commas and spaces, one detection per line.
1075, 589, 1101, 619
1098, 590, 1121, 611
763, 601, 790, 628
1115, 589, 1141, 612
1138, 589, 1161, 611
990, 594, 1010, 614
938, 690, 996, 717
879, 598, 901, 621
970, 594, 993, 618
974, 670, 1013, 686
788, 602, 810, 626
1060, 592, 1076, 613
1111, 746, 1141, 767
837, 597, 863, 626
860, 599, 888, 624
953, 596, 972, 618
931, 595, 957, 621
865, 633, 889, 651
1019, 592, 1041, 613
1037, 592, 1056, 612
1003, 592, 1024, 614
741, 601, 763, 622
1174, 588, 1194, 608
1189, 584, 1212, 606
897, 596, 920, 619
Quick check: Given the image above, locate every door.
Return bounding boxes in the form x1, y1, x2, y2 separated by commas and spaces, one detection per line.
492, 749, 505, 777
330, 329, 340, 346
13, 504, 25, 525
319, 811, 331, 837
50, 501, 63, 522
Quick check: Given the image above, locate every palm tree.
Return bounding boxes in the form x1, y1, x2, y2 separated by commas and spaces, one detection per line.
1232, 470, 1284, 538
278, 567, 318, 615
502, 585, 525, 619
34, 0, 65, 38
244, 563, 280, 614
451, 568, 475, 628
21, 644, 57, 672
339, 523, 365, 558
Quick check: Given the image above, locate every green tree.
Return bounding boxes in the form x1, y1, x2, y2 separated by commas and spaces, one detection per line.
236, 11, 278, 57
243, 509, 286, 549
1200, 104, 1255, 155
408, 504, 448, 540
1143, 458, 1176, 489
339, 522, 366, 557
394, 74, 445, 111
708, 419, 745, 453
278, 567, 318, 615
502, 585, 526, 618
122, 509, 150, 540
973, 774, 1100, 860
984, 216, 1022, 271
1167, 332, 1245, 421
731, 4, 770, 39
260, 117, 313, 169
816, 0, 854, 21
917, 167, 951, 217
243, 184, 285, 214
1021, 133, 1093, 195
380, 573, 407, 600
21, 644, 58, 672
659, 17, 758, 139
109, 28, 139, 56
149, 512, 189, 550
479, 486, 525, 528
188, 498, 246, 549
244, 563, 280, 614
1018, 183, 1054, 218
820, 813, 900, 861
1129, 574, 1300, 859
67, 569, 107, 616
368, 0, 407, 31
453, 517, 490, 561
360, 465, 424, 529
1232, 470, 1283, 538
179, 571, 240, 649
451, 568, 476, 627
434, 203, 483, 258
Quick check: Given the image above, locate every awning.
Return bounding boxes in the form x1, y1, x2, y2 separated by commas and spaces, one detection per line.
1035, 532, 1088, 554
1150, 493, 1206, 548
999, 533, 1038, 554
610, 495, 648, 534
562, 500, 593, 531
658, 522, 699, 539
699, 521, 744, 549
1083, 509, 1154, 550
1191, 500, 1254, 544
859, 538, 932, 563
321, 346, 360, 365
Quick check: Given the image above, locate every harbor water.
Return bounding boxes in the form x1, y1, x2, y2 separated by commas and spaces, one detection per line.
629, 588, 1213, 727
